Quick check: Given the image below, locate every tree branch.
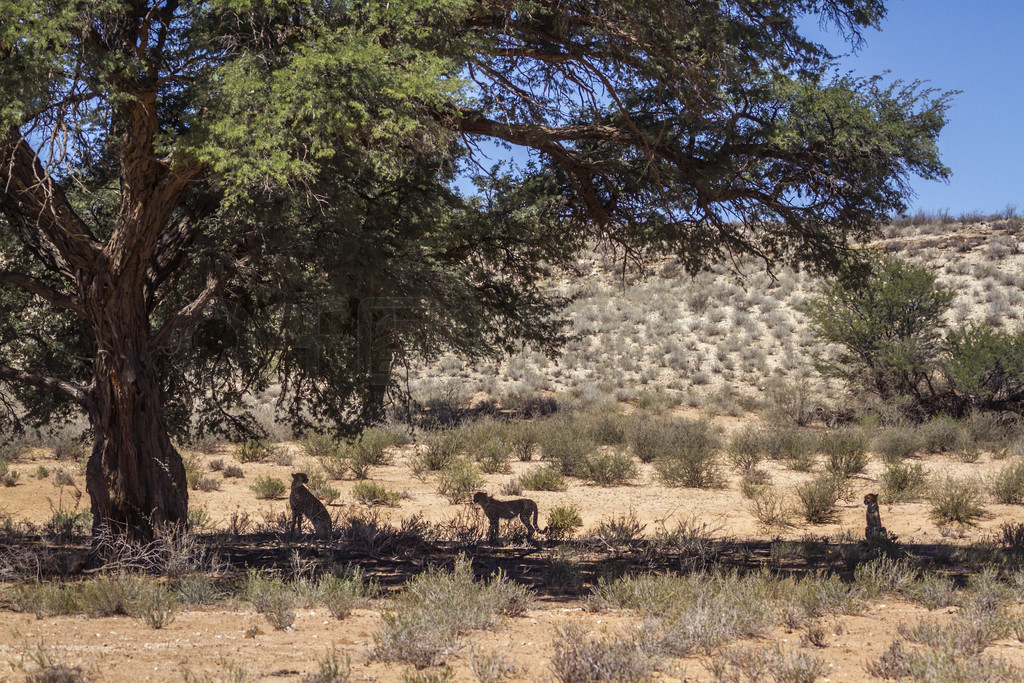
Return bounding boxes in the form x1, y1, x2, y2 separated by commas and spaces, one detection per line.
0, 127, 99, 278
0, 363, 92, 407
0, 270, 82, 315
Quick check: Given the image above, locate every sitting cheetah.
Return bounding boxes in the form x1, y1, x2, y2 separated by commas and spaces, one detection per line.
289, 472, 332, 539
864, 493, 886, 540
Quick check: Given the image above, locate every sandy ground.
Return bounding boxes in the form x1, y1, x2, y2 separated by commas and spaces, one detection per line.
3, 431, 1024, 681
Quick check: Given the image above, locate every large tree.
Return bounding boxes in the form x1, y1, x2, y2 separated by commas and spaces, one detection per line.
0, 0, 951, 540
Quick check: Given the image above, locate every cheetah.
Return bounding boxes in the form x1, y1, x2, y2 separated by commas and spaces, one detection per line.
864, 492, 886, 540
473, 491, 545, 543
289, 472, 332, 539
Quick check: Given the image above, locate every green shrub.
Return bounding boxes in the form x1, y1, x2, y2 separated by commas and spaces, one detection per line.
247, 571, 297, 630
537, 417, 597, 477
506, 421, 539, 461
320, 567, 377, 619
873, 427, 921, 463
627, 416, 719, 465
437, 458, 484, 504
802, 255, 953, 407
518, 465, 567, 492
881, 460, 928, 503
355, 427, 399, 466
53, 437, 87, 462
919, 416, 964, 454
250, 476, 286, 500
546, 506, 583, 541
728, 425, 767, 472
652, 420, 723, 488
991, 459, 1024, 505
945, 324, 1024, 416
352, 480, 402, 507
929, 476, 987, 525
748, 486, 793, 529
760, 428, 817, 470
796, 475, 840, 524
579, 449, 638, 486
373, 556, 534, 668
237, 438, 278, 463
416, 430, 464, 473
0, 460, 20, 487
822, 428, 870, 480
578, 406, 629, 445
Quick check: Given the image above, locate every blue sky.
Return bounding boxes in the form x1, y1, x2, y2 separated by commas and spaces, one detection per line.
807, 0, 1024, 215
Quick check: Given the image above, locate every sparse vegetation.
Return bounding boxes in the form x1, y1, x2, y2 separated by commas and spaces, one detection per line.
250, 476, 287, 500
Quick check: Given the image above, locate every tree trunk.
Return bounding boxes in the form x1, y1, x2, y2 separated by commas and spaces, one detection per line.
83, 275, 187, 543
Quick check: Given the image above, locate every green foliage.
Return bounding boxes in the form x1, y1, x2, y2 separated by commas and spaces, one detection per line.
821, 428, 870, 480
237, 439, 278, 464
795, 475, 841, 524
546, 506, 584, 541
873, 426, 921, 463
436, 458, 483, 504
536, 417, 598, 477
881, 460, 928, 503
517, 465, 567, 492
352, 480, 402, 507
803, 255, 953, 406
250, 476, 287, 500
992, 459, 1024, 504
945, 324, 1024, 412
929, 476, 987, 525
578, 449, 638, 487
651, 420, 723, 488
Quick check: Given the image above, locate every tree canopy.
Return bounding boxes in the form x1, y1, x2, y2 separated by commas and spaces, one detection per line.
0, 0, 952, 539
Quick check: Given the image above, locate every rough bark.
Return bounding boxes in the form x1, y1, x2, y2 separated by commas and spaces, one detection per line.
83, 272, 187, 542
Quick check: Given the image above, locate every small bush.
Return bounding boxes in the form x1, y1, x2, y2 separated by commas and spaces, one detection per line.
628, 416, 719, 467
551, 621, 652, 683
223, 464, 244, 478
250, 476, 287, 500
919, 416, 964, 454
727, 425, 766, 472
246, 571, 297, 630
237, 438, 278, 463
321, 568, 377, 620
537, 418, 597, 477
436, 458, 484, 504
518, 465, 567, 492
795, 475, 840, 524
992, 458, 1024, 504
416, 431, 464, 473
196, 476, 221, 492
653, 421, 723, 488
874, 427, 921, 463
35, 465, 50, 479
352, 480, 402, 507
506, 421, 539, 461
0, 460, 20, 487
579, 449, 638, 486
821, 428, 870, 480
53, 438, 87, 462
546, 506, 584, 541
760, 428, 817, 471
592, 512, 645, 552
749, 486, 794, 529
209, 458, 225, 471
881, 460, 928, 503
929, 476, 987, 525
